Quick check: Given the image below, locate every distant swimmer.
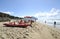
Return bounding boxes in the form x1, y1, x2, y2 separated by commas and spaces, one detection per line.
54, 21, 56, 28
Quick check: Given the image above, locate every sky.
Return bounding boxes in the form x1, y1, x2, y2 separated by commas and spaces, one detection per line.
0, 0, 60, 21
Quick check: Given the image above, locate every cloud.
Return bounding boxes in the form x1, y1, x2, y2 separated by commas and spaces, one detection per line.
1, 11, 14, 15
34, 8, 60, 21
34, 8, 60, 18
35, 12, 58, 17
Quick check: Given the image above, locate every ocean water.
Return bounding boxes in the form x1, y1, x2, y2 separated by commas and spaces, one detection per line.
46, 21, 60, 29
38, 20, 60, 29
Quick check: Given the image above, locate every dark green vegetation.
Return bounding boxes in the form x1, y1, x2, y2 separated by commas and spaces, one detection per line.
0, 12, 23, 22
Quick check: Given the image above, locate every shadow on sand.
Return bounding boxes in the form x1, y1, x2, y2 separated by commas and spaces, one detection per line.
3, 25, 28, 28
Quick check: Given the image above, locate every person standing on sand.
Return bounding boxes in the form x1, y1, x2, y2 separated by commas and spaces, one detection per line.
54, 21, 56, 28
45, 21, 46, 23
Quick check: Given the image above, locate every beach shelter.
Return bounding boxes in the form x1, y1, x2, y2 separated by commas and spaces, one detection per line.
24, 16, 38, 22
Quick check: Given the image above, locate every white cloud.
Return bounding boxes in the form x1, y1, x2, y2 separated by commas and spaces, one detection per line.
1, 11, 14, 15
34, 8, 60, 21
35, 12, 58, 17
34, 8, 60, 18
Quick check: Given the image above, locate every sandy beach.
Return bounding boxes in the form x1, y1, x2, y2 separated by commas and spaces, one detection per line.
0, 22, 60, 39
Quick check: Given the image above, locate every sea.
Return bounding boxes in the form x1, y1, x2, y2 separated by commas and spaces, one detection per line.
47, 21, 60, 29
38, 20, 60, 29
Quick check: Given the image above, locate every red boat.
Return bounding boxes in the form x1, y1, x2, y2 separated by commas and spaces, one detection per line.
3, 20, 31, 27
3, 16, 37, 27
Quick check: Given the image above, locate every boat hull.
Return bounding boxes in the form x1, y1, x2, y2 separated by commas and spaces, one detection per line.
4, 23, 31, 27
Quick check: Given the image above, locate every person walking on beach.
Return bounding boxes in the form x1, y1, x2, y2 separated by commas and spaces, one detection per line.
54, 21, 56, 28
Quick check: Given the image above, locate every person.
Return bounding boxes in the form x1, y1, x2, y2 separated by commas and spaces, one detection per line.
45, 21, 46, 23
54, 21, 56, 28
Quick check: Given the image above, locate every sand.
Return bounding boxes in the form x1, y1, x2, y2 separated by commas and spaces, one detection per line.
0, 22, 60, 39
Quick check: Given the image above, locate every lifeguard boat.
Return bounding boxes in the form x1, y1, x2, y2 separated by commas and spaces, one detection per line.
3, 16, 37, 27
3, 20, 31, 27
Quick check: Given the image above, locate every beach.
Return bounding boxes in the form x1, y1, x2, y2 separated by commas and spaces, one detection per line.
0, 22, 60, 39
